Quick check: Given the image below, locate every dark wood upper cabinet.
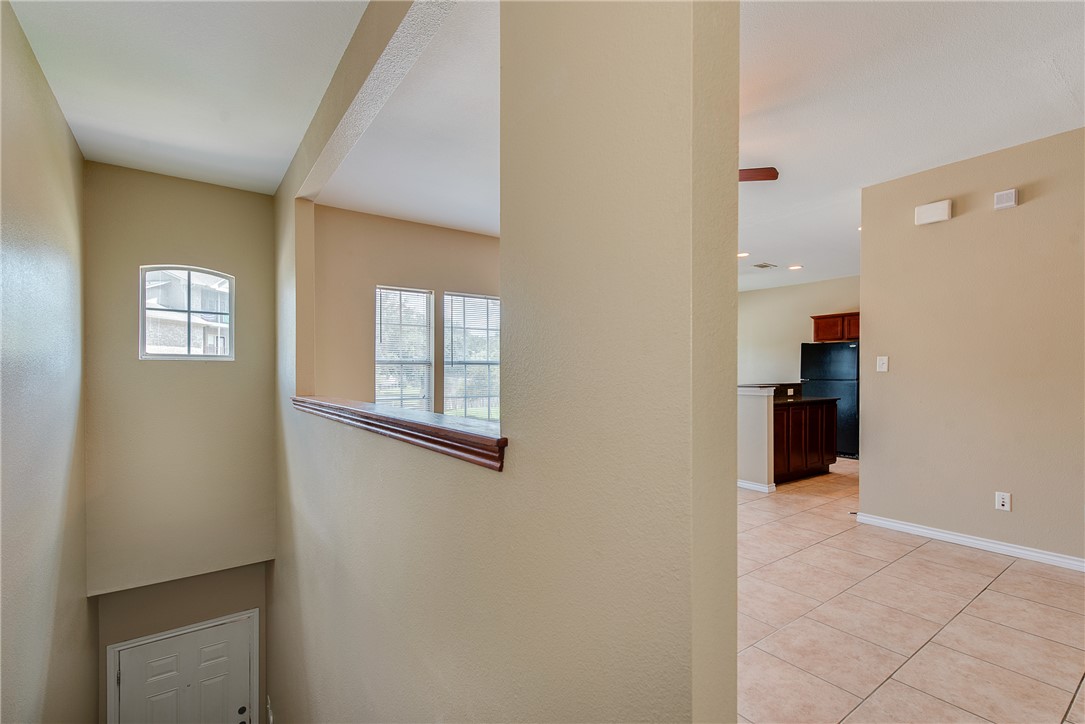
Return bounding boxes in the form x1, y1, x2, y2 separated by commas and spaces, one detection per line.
812, 312, 860, 342
844, 313, 860, 340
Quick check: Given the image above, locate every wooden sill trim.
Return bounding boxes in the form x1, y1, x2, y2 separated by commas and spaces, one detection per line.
291, 396, 507, 471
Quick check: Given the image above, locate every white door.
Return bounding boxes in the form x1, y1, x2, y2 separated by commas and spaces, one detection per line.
118, 617, 253, 724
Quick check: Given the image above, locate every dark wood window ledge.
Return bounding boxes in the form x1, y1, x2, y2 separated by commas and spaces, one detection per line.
291, 396, 507, 471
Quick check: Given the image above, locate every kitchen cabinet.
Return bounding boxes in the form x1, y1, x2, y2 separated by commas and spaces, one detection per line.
811, 312, 860, 342
773, 397, 838, 484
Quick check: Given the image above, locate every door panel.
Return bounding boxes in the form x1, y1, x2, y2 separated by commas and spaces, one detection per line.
805, 406, 823, 468
118, 617, 251, 724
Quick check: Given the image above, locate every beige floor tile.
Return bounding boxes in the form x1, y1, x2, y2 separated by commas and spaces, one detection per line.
906, 540, 1015, 577
757, 617, 906, 698
830, 460, 860, 474
738, 532, 801, 565
990, 568, 1085, 614
807, 593, 942, 656
749, 557, 858, 602
736, 715, 752, 724
1068, 684, 1085, 723
795, 482, 856, 499
894, 643, 1072, 724
738, 613, 777, 651
739, 507, 784, 530
1008, 558, 1085, 589
879, 554, 994, 599
748, 521, 833, 549
775, 483, 830, 496
738, 488, 770, 504
745, 494, 832, 517
848, 523, 928, 548
841, 679, 989, 723
932, 614, 1085, 693
813, 497, 862, 513
848, 571, 972, 624
738, 647, 861, 724
789, 543, 887, 583
806, 507, 862, 525
782, 510, 858, 536
965, 589, 1085, 650
737, 518, 760, 533
821, 529, 917, 563
739, 576, 821, 628
738, 555, 767, 577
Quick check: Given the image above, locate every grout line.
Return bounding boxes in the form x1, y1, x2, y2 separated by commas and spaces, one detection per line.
887, 680, 997, 724
739, 468, 1081, 723
962, 593, 1085, 651
933, 613, 1084, 694
982, 578, 1085, 616
1062, 672, 1085, 724
748, 646, 864, 710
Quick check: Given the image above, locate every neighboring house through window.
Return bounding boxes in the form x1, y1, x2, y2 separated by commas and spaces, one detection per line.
444, 292, 500, 421
140, 265, 233, 360
375, 286, 434, 411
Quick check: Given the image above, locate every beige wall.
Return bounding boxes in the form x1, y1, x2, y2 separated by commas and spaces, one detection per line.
97, 563, 268, 722
738, 276, 860, 384
84, 163, 276, 595
0, 4, 98, 720
314, 206, 499, 407
269, 2, 738, 721
737, 391, 775, 489
861, 128, 1084, 559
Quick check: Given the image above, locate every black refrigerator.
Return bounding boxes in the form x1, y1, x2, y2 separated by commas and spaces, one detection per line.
800, 342, 859, 458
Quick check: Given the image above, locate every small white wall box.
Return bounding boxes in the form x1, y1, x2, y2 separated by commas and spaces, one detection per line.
994, 189, 1018, 210
915, 199, 952, 225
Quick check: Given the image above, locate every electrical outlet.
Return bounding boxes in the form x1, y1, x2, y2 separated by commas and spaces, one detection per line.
995, 492, 1012, 511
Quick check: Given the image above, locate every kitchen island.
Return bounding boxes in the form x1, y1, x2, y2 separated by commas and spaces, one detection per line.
737, 385, 838, 492
772, 396, 838, 484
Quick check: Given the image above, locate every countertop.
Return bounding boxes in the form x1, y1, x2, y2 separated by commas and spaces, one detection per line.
773, 396, 839, 406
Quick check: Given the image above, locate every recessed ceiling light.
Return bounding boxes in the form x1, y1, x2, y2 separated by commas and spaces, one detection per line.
737, 252, 750, 258
857, 226, 862, 231
788, 265, 803, 270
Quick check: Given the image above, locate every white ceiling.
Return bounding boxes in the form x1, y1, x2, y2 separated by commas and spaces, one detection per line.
739, 1, 1085, 291
12, 1, 1082, 263
315, 1, 500, 237
10, 1, 368, 194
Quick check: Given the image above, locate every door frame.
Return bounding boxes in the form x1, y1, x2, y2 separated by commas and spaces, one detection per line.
106, 608, 260, 724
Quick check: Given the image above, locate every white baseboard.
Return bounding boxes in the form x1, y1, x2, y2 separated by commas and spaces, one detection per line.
856, 513, 1085, 572
738, 479, 775, 494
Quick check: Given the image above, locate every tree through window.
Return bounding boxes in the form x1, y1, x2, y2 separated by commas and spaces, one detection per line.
444, 292, 500, 421
375, 287, 434, 411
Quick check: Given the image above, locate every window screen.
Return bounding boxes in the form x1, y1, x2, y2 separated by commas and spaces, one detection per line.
376, 287, 434, 411
444, 293, 500, 421
140, 266, 233, 360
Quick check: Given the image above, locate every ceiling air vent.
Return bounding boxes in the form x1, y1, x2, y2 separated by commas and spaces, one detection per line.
752, 262, 778, 269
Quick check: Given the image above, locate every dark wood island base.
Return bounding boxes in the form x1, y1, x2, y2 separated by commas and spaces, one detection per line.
773, 397, 838, 484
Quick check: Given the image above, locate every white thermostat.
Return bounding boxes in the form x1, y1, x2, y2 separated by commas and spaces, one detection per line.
915, 199, 952, 225
994, 189, 1018, 210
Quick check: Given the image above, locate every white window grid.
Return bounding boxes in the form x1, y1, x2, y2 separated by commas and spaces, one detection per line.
139, 265, 234, 361
375, 286, 434, 411
443, 292, 500, 421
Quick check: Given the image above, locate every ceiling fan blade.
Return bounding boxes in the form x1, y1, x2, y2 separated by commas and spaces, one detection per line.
739, 167, 779, 182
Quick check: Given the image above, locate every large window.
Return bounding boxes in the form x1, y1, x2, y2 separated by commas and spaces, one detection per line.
444, 292, 500, 421
375, 287, 434, 411
140, 266, 233, 360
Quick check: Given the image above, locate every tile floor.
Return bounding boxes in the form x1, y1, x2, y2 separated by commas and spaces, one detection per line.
738, 459, 1085, 724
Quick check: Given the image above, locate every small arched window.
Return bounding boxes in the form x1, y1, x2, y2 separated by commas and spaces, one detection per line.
140, 265, 234, 360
